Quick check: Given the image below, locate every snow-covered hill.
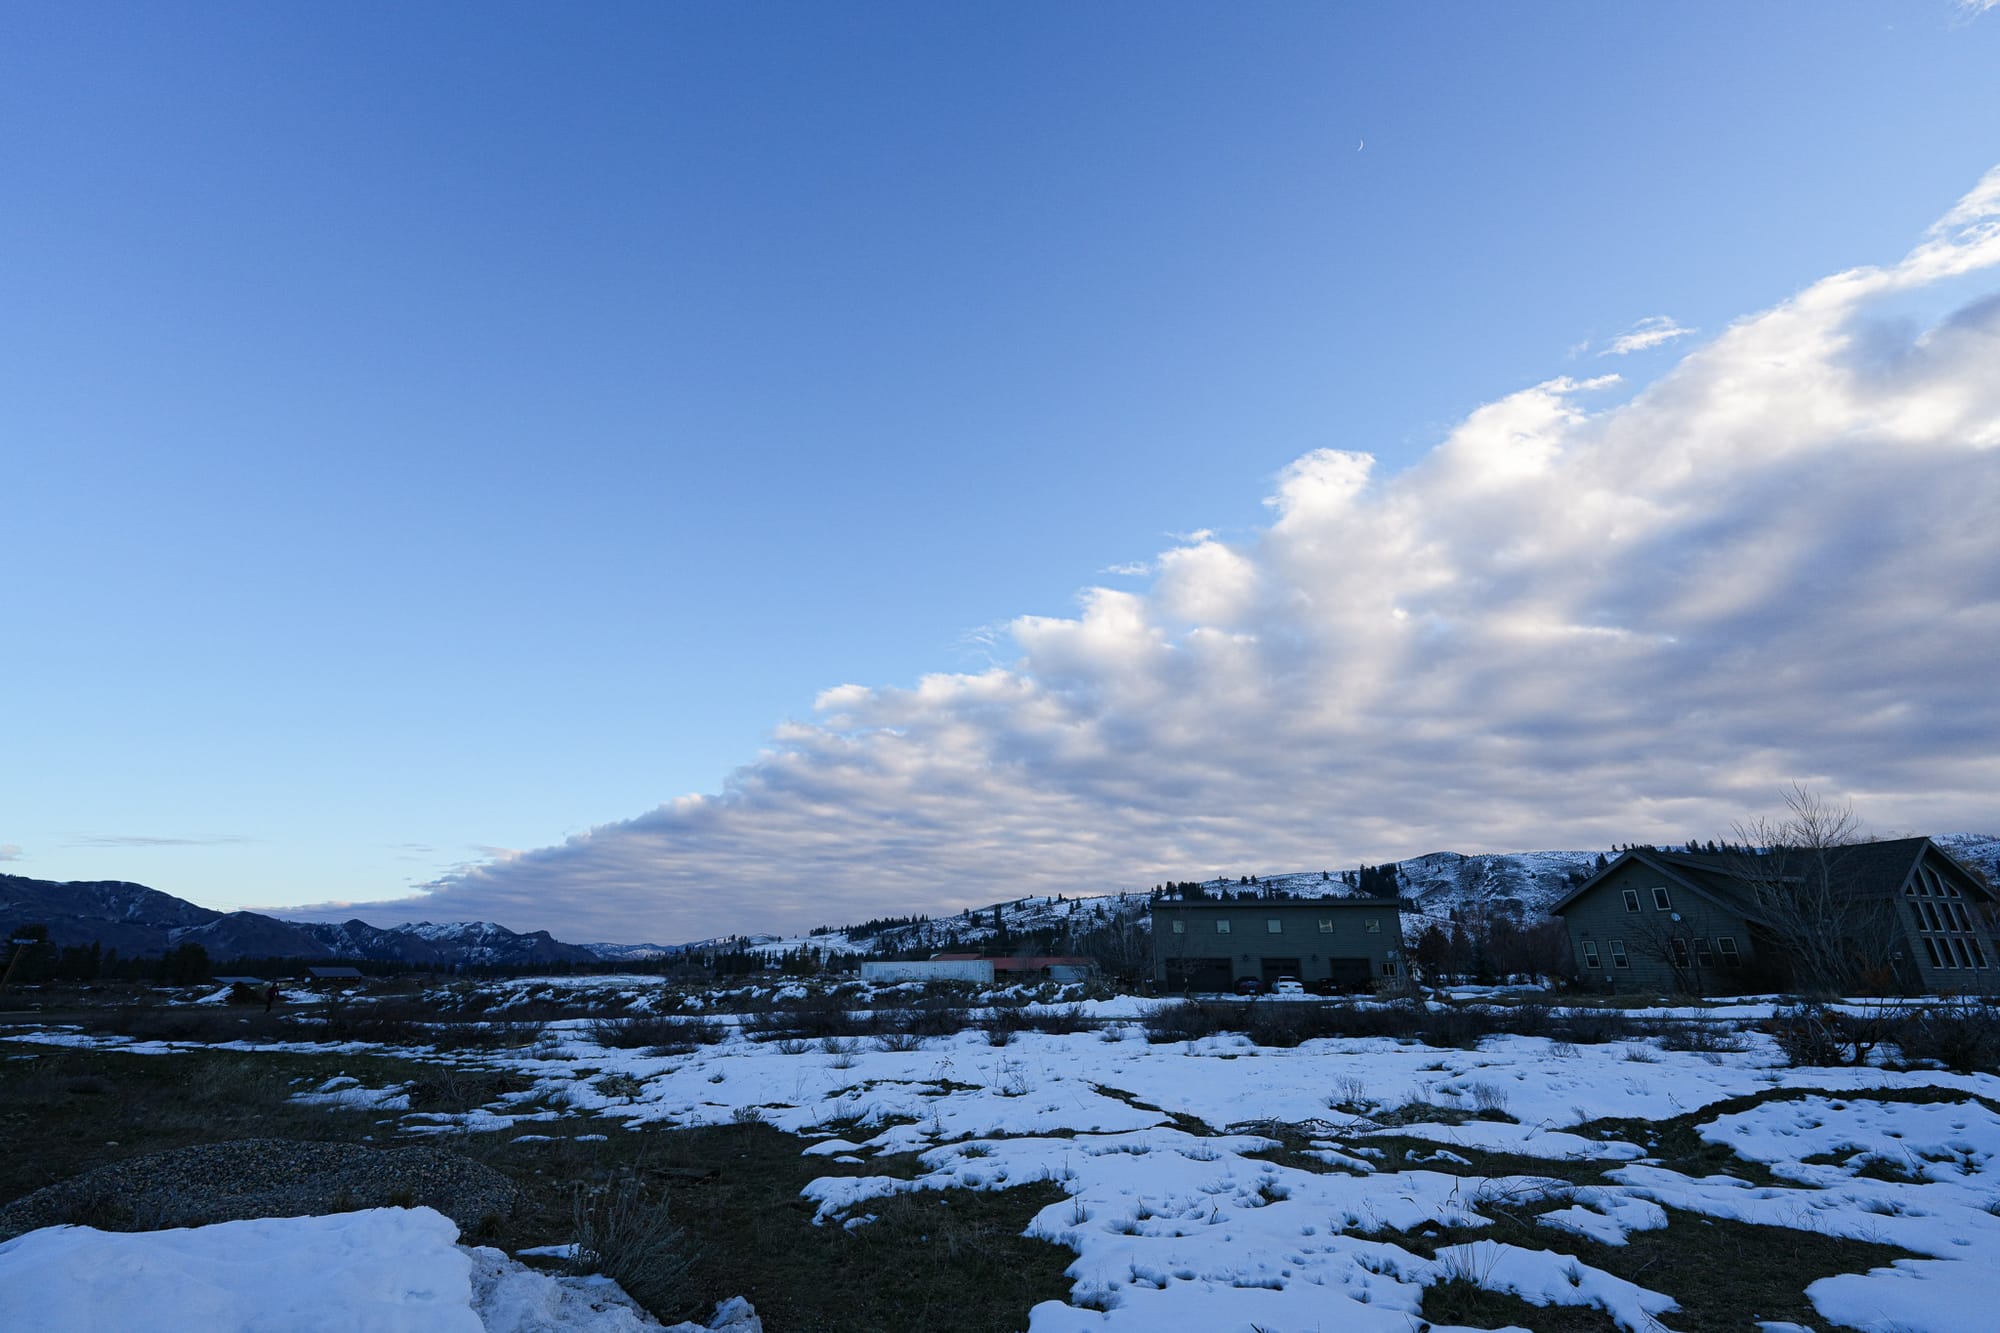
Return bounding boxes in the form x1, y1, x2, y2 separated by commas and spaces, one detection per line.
728, 835, 1998, 958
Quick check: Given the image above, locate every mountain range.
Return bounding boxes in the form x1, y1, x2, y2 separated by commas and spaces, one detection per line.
6, 833, 1994, 967
0, 874, 599, 968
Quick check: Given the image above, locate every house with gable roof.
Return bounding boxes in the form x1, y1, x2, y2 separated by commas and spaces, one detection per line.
1550, 837, 1999, 996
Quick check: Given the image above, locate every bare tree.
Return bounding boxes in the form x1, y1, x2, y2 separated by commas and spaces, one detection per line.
1729, 784, 1890, 995
1625, 907, 1708, 997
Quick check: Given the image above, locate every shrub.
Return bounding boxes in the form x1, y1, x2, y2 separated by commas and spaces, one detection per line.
591, 1014, 726, 1054
1141, 1000, 1242, 1044
973, 1002, 1091, 1043
568, 1175, 698, 1317
1546, 1006, 1634, 1045
1021, 1004, 1091, 1035
1420, 1006, 1502, 1050
1770, 1003, 1853, 1067
1656, 1020, 1745, 1054
743, 992, 873, 1042
1510, 1001, 1553, 1036
885, 1002, 971, 1038
1892, 1000, 2000, 1073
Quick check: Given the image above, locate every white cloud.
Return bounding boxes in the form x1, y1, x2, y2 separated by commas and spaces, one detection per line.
381, 167, 2000, 945
1601, 315, 1696, 356
0, 844, 23, 862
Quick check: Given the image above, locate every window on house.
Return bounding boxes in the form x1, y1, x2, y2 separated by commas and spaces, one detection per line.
1924, 937, 1945, 967
1622, 888, 1641, 912
1610, 940, 1629, 968
1365, 918, 1381, 933
1717, 937, 1741, 967
1972, 938, 1989, 967
1170, 920, 1186, 935
1581, 941, 1601, 969
1953, 937, 1975, 967
1694, 938, 1716, 967
1381, 961, 1398, 977
1652, 887, 1673, 911
1952, 902, 1973, 931
1318, 919, 1334, 933
1670, 938, 1692, 967
1215, 919, 1231, 934
1266, 918, 1283, 934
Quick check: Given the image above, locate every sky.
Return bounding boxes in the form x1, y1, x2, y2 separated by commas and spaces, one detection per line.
4, 3, 1998, 944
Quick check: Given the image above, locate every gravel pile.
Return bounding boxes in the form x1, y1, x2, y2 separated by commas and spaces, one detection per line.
0, 1138, 518, 1240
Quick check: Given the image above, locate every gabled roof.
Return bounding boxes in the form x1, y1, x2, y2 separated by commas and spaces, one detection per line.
1551, 836, 1985, 921
1549, 848, 1781, 926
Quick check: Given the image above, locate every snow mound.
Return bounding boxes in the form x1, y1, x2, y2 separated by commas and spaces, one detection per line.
0, 1207, 486, 1333
0, 1206, 761, 1333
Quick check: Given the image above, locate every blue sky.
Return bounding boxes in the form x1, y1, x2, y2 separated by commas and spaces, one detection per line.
4, 3, 1998, 941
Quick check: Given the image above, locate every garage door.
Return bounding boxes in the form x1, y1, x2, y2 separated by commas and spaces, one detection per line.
1325, 958, 1373, 992
1164, 958, 1233, 993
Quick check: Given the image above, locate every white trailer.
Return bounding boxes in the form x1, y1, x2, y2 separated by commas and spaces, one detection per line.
860, 959, 995, 984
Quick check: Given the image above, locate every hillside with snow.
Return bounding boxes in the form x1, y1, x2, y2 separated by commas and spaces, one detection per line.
736, 836, 1999, 960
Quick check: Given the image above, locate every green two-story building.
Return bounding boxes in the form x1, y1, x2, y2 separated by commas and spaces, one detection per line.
1150, 896, 1404, 993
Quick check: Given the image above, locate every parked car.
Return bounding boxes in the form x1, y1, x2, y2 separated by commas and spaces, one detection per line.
1234, 976, 1266, 996
1269, 978, 1306, 997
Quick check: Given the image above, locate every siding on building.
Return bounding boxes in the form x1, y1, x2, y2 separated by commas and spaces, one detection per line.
1556, 860, 1760, 993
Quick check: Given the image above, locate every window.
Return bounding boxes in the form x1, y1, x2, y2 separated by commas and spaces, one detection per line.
1610, 940, 1629, 968
1318, 919, 1334, 933
1973, 938, 1989, 967
1381, 961, 1398, 977
1581, 941, 1601, 969
1652, 887, 1673, 911
1622, 888, 1641, 912
1924, 937, 1945, 967
1717, 937, 1741, 967
1954, 938, 1975, 968
1215, 919, 1231, 934
1365, 918, 1381, 933
1170, 920, 1186, 935
1266, 918, 1284, 934
1694, 938, 1716, 967
1670, 938, 1692, 967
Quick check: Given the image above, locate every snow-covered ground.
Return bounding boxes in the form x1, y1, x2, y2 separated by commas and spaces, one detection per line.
9, 984, 2000, 1331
